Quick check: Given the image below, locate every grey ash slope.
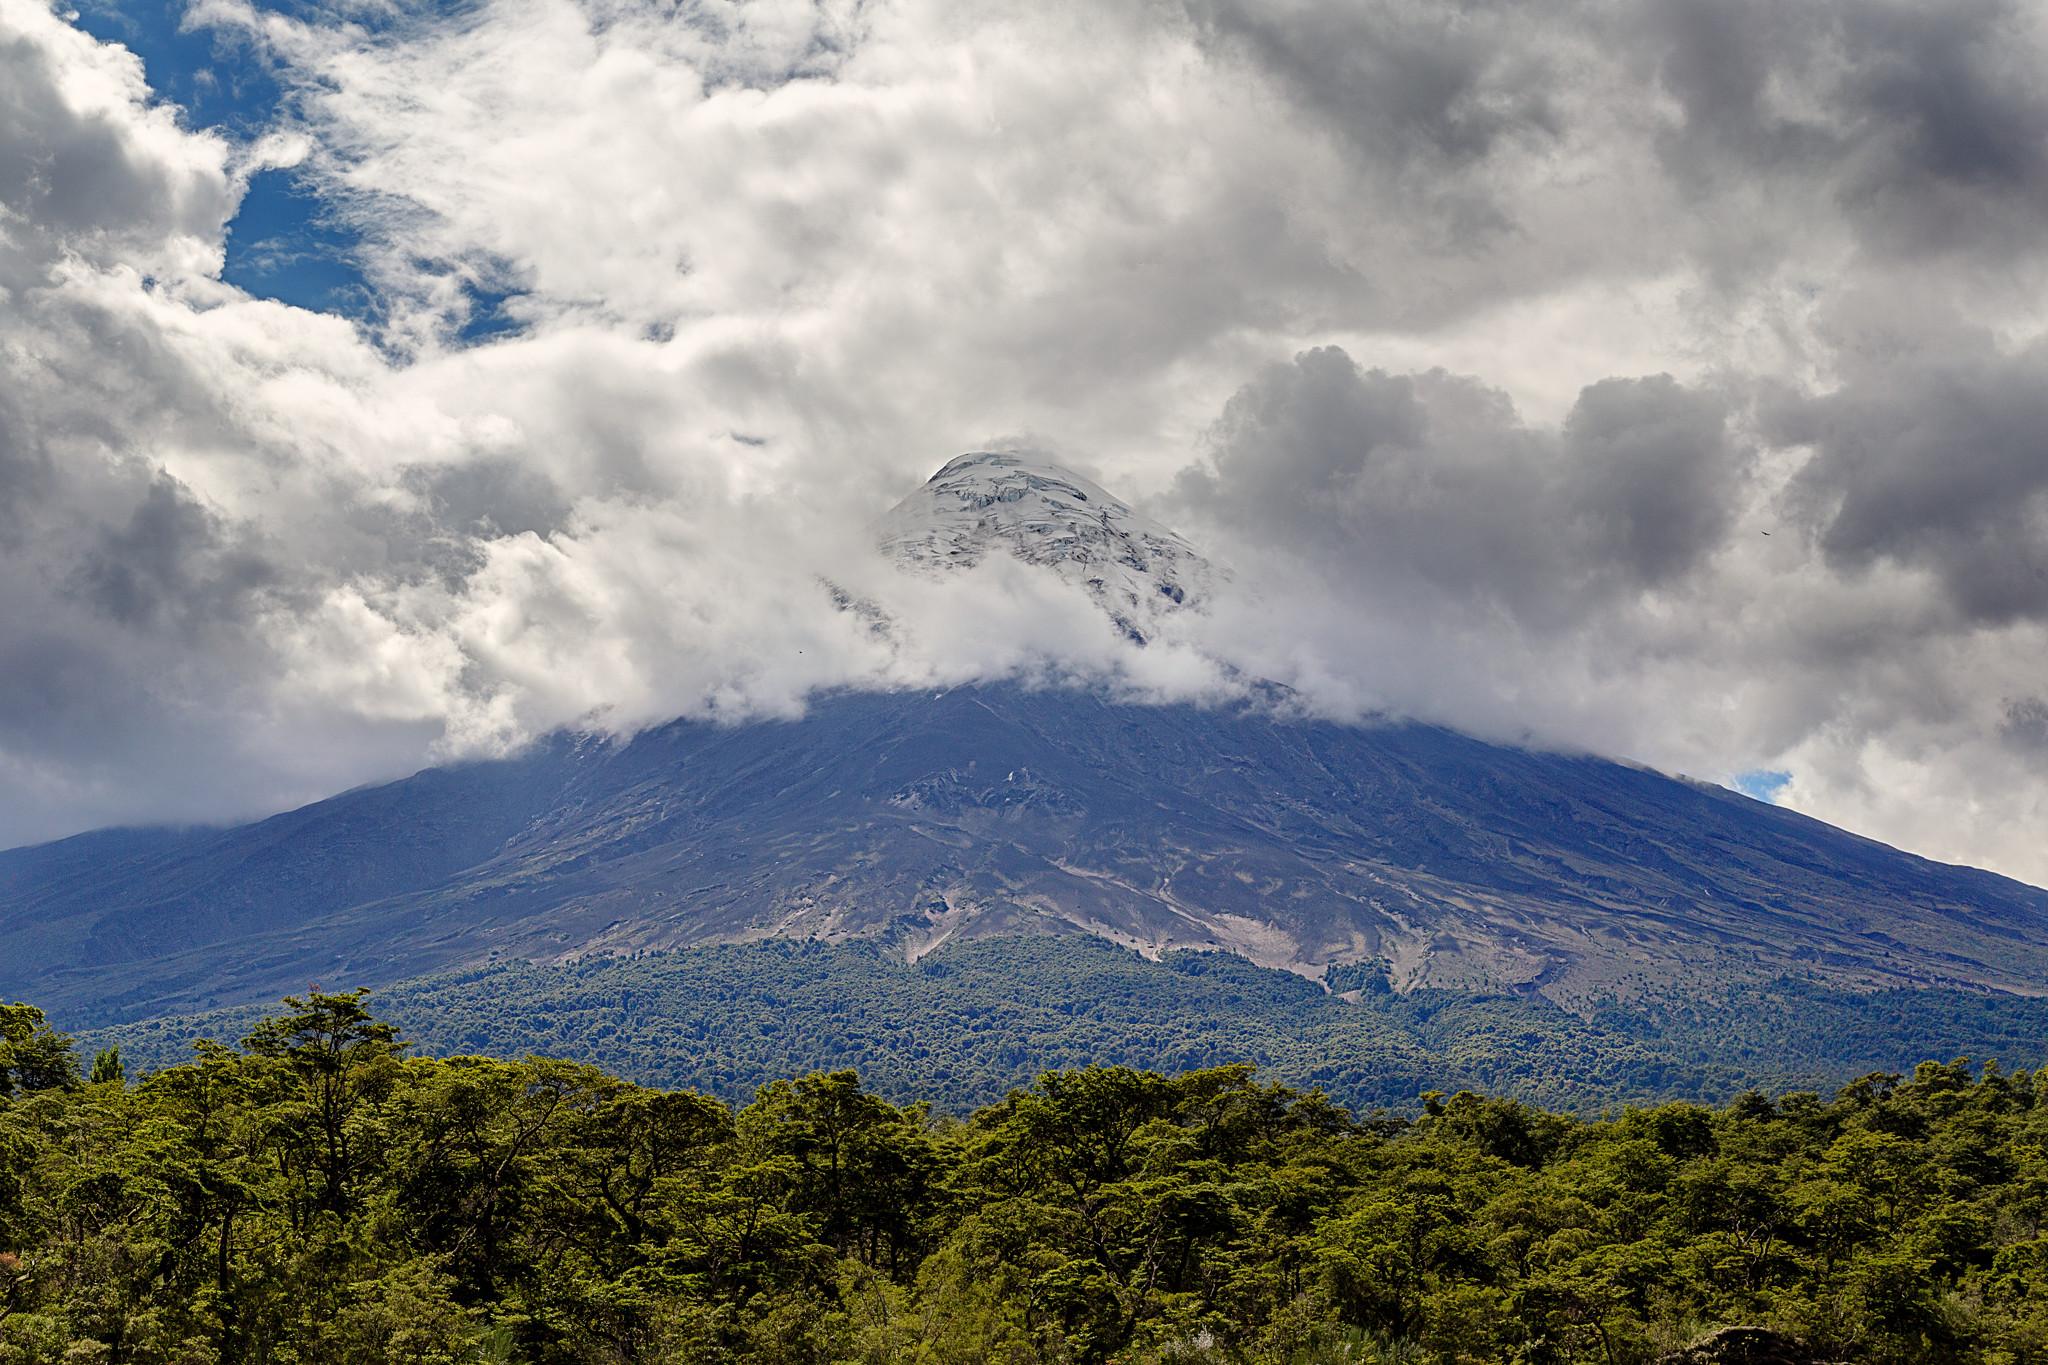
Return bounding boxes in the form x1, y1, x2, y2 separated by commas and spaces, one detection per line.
4, 454, 2047, 1029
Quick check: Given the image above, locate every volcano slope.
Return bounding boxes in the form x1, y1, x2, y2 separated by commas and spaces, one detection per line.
3, 681, 2046, 1032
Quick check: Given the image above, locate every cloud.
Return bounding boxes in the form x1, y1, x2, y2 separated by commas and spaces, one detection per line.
1189, 0, 1564, 207
1176, 348, 1744, 625
1774, 327, 2048, 626
1170, 341, 2048, 885
2005, 699, 2048, 754
1641, 0, 2048, 261
0, 0, 2045, 892
0, 0, 233, 285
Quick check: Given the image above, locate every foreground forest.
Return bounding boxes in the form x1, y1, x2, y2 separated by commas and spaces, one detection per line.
9, 994, 2048, 1363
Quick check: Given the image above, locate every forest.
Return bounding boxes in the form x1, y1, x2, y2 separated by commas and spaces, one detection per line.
89, 936, 2048, 1115
9, 991, 2048, 1362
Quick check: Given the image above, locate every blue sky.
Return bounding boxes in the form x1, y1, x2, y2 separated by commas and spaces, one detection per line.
69, 1, 529, 331
73, 0, 275, 131
72, 0, 371, 313
1733, 770, 1792, 804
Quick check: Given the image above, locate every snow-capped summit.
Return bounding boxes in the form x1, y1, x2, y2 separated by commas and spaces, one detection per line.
876, 451, 1212, 642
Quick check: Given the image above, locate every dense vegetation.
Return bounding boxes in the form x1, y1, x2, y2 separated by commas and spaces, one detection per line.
91, 937, 2048, 1114
12, 990, 2048, 1362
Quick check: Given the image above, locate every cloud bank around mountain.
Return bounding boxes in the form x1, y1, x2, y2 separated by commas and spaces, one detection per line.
2, 0, 2046, 885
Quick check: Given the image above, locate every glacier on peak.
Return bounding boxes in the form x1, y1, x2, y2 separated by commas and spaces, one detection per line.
875, 451, 1213, 643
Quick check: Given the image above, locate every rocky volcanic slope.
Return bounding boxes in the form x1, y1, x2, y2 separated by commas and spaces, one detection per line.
4, 454, 2047, 1028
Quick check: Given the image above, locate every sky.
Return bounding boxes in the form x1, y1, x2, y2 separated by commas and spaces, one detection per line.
3, 0, 2047, 885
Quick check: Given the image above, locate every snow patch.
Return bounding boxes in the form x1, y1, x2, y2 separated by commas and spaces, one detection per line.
876, 452, 1215, 644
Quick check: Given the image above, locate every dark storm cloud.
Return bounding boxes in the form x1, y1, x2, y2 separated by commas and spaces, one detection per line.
1774, 337, 2048, 625
1176, 347, 1741, 624
1188, 0, 2048, 285
1563, 376, 1743, 586
71, 475, 276, 629
0, 623, 175, 766
1188, 0, 1560, 168
1639, 0, 1833, 180
2005, 699, 2048, 754
0, 385, 54, 545
1186, 0, 1561, 249
1640, 0, 2048, 258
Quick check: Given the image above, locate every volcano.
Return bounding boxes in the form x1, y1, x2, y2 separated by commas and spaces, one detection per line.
4, 453, 2046, 1030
